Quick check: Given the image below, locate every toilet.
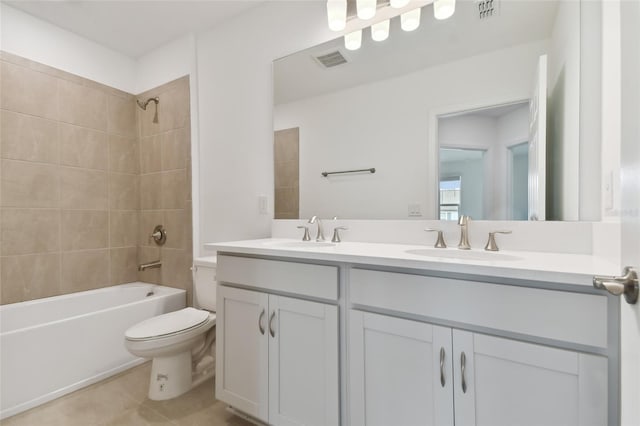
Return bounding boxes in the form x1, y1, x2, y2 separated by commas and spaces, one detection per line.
124, 256, 218, 400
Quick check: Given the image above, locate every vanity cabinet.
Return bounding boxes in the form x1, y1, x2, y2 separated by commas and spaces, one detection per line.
215, 255, 340, 426
349, 266, 610, 426
349, 310, 607, 426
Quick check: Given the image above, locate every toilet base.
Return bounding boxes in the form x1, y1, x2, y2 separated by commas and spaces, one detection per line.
148, 351, 193, 400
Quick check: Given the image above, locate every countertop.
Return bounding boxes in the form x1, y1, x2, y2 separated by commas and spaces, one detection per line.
205, 238, 620, 287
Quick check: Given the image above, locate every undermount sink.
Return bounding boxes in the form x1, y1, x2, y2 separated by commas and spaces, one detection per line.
405, 248, 521, 262
269, 241, 337, 248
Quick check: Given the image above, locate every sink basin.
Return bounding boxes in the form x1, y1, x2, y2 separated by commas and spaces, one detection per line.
405, 248, 520, 261
269, 241, 336, 248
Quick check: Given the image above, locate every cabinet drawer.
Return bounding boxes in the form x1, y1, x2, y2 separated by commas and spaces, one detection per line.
350, 269, 608, 348
217, 255, 338, 300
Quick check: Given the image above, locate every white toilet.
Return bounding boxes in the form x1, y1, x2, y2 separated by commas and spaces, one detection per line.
124, 256, 218, 400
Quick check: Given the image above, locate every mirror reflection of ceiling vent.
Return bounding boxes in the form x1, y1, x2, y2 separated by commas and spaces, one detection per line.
314, 50, 348, 69
476, 0, 500, 19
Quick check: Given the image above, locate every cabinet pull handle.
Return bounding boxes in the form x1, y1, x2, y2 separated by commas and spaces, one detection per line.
258, 309, 266, 335
269, 311, 276, 338
440, 347, 446, 387
461, 352, 467, 394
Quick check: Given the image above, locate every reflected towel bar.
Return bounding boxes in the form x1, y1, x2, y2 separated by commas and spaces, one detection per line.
321, 168, 376, 177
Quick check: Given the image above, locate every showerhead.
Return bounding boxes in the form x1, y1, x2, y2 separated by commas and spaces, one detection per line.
136, 97, 159, 124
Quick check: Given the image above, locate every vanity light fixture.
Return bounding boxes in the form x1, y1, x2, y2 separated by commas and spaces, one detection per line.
371, 19, 390, 41
401, 7, 421, 31
434, 0, 456, 20
327, 0, 347, 31
345, 29, 363, 50
356, 0, 377, 20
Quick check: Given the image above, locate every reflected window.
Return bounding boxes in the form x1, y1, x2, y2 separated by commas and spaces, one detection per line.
439, 176, 461, 221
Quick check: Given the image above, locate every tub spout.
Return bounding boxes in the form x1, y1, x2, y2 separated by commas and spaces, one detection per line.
138, 260, 161, 271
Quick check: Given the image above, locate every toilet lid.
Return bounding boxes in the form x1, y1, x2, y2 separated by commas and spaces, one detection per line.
125, 307, 210, 340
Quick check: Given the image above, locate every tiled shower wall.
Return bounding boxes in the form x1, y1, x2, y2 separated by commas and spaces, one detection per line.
136, 77, 193, 302
0, 52, 193, 305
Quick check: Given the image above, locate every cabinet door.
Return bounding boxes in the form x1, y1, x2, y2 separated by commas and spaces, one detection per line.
349, 311, 454, 426
453, 330, 607, 426
268, 295, 339, 426
215, 286, 269, 422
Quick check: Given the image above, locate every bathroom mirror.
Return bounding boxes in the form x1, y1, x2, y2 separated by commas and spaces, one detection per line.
273, 0, 586, 221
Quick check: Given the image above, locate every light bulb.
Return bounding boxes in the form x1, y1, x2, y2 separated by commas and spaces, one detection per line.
434, 0, 456, 20
344, 30, 362, 50
401, 8, 421, 31
357, 0, 377, 20
371, 19, 390, 42
327, 0, 347, 31
390, 0, 410, 8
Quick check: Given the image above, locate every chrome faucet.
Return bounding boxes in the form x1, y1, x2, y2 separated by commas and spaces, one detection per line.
308, 216, 325, 241
457, 215, 471, 250
138, 260, 161, 271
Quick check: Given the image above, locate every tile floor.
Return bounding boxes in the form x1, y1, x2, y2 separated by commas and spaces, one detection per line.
1, 362, 253, 426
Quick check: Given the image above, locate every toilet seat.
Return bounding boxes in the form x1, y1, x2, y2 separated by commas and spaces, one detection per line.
125, 307, 213, 341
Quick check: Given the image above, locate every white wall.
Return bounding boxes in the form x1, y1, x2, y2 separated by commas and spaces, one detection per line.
0, 3, 137, 93
196, 1, 333, 249
275, 42, 543, 220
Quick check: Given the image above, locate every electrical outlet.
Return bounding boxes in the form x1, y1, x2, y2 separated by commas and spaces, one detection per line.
258, 195, 268, 214
408, 204, 422, 217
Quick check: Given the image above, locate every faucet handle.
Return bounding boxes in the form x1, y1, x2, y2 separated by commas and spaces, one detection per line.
297, 225, 311, 241
484, 230, 512, 251
424, 228, 447, 248
331, 226, 348, 243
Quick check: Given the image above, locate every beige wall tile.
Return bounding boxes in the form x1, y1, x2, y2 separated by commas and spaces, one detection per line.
159, 80, 190, 133
162, 169, 187, 209
110, 247, 138, 285
275, 187, 299, 216
60, 167, 108, 210
1, 110, 58, 163
59, 123, 108, 170
61, 249, 110, 293
109, 135, 139, 174
61, 210, 108, 250
110, 210, 139, 248
161, 248, 192, 292
140, 135, 162, 173
274, 127, 299, 163
161, 127, 189, 171
140, 173, 162, 210
109, 173, 139, 210
107, 95, 136, 137
139, 210, 163, 247
1, 209, 60, 255
0, 266, 24, 304
138, 246, 161, 284
1, 159, 59, 208
163, 210, 186, 250
1, 61, 58, 119
1, 253, 61, 302
274, 160, 299, 189
59, 79, 107, 131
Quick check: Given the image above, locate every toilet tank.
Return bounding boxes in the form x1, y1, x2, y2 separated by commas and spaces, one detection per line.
192, 256, 217, 311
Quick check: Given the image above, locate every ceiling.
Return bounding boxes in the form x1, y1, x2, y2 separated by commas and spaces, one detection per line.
3, 0, 264, 58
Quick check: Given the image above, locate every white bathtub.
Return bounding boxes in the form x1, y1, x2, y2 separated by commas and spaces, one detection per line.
0, 282, 185, 419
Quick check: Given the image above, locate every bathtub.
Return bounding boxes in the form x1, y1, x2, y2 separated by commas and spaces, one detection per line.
0, 282, 185, 420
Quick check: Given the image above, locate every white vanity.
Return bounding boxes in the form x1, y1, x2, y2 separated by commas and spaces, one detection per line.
206, 239, 620, 426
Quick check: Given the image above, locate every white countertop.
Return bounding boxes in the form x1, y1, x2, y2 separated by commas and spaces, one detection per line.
205, 238, 620, 287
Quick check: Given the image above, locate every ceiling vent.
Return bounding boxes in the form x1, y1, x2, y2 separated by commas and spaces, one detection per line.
476, 0, 500, 20
313, 50, 348, 69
